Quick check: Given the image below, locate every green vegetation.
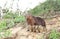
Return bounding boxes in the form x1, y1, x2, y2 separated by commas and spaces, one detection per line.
1, 0, 60, 38
14, 15, 26, 23
3, 11, 18, 19
28, 0, 60, 17
49, 29, 60, 39
0, 9, 26, 38
0, 20, 12, 38
0, 20, 7, 32
0, 30, 12, 38
3, 11, 26, 23
6, 20, 15, 28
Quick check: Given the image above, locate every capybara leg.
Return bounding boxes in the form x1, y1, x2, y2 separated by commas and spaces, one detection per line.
43, 27, 47, 32
27, 25, 32, 32
27, 26, 30, 31
39, 26, 44, 33
33, 26, 36, 32
35, 26, 39, 33
30, 26, 33, 32
37, 26, 40, 33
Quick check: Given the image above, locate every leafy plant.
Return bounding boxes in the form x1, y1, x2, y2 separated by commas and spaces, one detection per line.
0, 20, 12, 38
28, 0, 60, 17
3, 11, 18, 19
0, 20, 7, 32
0, 29, 12, 38
6, 20, 15, 28
14, 15, 26, 23
49, 29, 60, 39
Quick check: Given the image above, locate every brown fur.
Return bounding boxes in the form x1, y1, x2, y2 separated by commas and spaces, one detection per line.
25, 14, 46, 33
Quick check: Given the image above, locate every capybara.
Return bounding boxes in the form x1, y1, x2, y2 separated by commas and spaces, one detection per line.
25, 14, 46, 33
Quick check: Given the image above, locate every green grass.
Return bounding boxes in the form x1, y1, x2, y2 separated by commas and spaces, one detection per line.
0, 20, 12, 38
14, 15, 26, 23
6, 20, 15, 28
3, 12, 18, 19
49, 29, 60, 39
0, 20, 7, 32
0, 29, 12, 38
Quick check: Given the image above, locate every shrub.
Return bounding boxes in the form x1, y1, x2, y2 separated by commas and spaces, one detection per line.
0, 29, 12, 38
6, 20, 15, 28
49, 29, 60, 39
0, 20, 12, 38
0, 20, 7, 32
3, 12, 18, 19
14, 15, 26, 23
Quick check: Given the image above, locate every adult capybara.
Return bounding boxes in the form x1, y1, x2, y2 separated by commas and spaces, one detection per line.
25, 14, 46, 33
